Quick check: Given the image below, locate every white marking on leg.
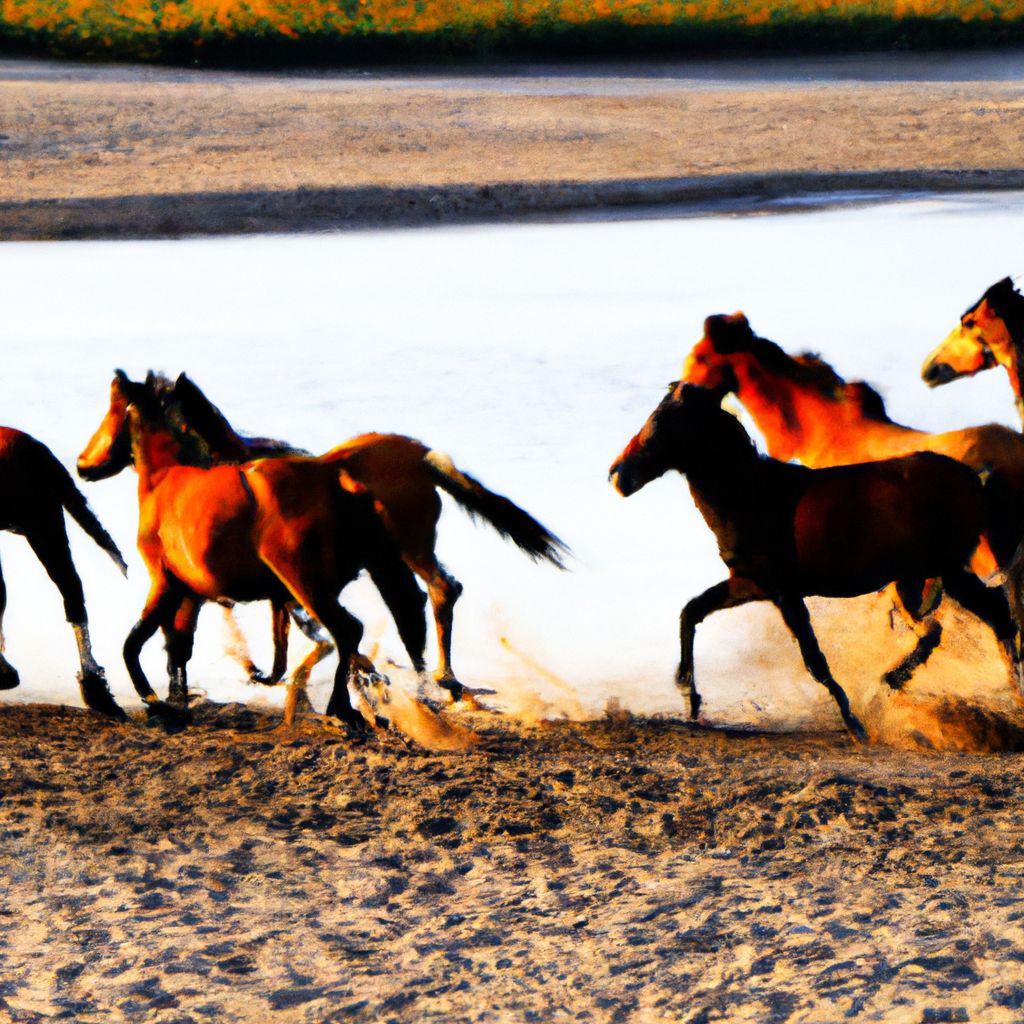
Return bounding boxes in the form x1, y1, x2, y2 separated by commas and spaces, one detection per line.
73, 623, 102, 676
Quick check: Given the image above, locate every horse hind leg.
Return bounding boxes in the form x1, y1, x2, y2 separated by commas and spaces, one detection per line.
0, 554, 19, 690
776, 595, 867, 743
882, 579, 943, 690
25, 520, 125, 720
412, 556, 463, 700
943, 569, 1024, 700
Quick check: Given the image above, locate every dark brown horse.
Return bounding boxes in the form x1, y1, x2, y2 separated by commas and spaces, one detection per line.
609, 384, 1023, 741
922, 277, 1024, 426
77, 371, 427, 730
0, 427, 126, 718
162, 372, 568, 700
681, 312, 1024, 636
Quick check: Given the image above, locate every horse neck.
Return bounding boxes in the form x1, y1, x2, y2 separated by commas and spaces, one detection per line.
130, 410, 187, 493
731, 355, 928, 466
679, 428, 765, 526
727, 355, 831, 462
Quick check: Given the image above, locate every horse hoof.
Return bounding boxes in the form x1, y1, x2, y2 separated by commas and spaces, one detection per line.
438, 680, 465, 703
846, 717, 869, 744
0, 659, 20, 691
79, 671, 127, 721
882, 669, 907, 691
146, 700, 192, 728
326, 705, 368, 733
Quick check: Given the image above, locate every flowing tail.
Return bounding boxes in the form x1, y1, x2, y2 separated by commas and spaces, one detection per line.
423, 450, 569, 568
58, 464, 128, 576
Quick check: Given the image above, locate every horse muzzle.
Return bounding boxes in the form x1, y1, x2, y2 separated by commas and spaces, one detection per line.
921, 359, 961, 388
609, 465, 639, 497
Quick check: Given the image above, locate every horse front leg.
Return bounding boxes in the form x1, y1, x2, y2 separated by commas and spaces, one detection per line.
125, 582, 191, 725
776, 595, 867, 743
166, 597, 201, 708
678, 576, 767, 721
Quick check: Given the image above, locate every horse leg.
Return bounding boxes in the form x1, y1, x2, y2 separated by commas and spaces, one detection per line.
410, 554, 463, 699
165, 597, 201, 707
775, 596, 867, 743
882, 578, 944, 690
1001, 551, 1024, 696
317, 604, 368, 729
678, 576, 767, 721
24, 519, 125, 720
124, 581, 192, 724
0, 554, 19, 690
943, 569, 1024, 698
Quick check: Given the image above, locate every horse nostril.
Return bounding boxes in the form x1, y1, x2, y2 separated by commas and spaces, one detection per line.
922, 361, 955, 387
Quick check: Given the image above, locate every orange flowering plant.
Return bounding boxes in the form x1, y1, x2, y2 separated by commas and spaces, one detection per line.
2, 0, 1023, 61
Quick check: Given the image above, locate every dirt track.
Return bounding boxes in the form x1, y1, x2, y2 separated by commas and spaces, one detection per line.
5, 701, 1024, 1023
4, 55, 1024, 238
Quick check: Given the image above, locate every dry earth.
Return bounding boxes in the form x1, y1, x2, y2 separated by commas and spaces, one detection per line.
3, 54, 1024, 238
4, 701, 1024, 1023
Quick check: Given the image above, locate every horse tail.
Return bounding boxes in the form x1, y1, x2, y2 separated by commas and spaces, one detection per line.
59, 465, 128, 577
423, 450, 569, 568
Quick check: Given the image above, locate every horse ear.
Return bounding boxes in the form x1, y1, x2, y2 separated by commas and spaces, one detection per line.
114, 369, 129, 385
704, 312, 754, 351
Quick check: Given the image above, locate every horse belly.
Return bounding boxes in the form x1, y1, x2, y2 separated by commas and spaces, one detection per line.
791, 468, 981, 596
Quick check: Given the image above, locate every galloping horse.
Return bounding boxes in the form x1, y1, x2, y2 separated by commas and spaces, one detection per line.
162, 372, 568, 700
922, 277, 1024, 426
77, 371, 427, 730
681, 312, 1024, 570
0, 428, 127, 718
609, 384, 1021, 741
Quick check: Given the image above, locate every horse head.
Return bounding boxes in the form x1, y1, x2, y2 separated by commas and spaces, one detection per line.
609, 383, 748, 496
681, 312, 752, 393
922, 277, 1023, 389
77, 370, 138, 481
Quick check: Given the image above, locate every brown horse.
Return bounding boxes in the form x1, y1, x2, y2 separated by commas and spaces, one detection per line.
609, 384, 1022, 742
0, 428, 126, 718
681, 312, 1024, 573
77, 371, 427, 730
922, 277, 1024, 426
162, 372, 568, 700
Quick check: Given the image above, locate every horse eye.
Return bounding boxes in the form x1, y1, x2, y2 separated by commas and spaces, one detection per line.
963, 317, 976, 329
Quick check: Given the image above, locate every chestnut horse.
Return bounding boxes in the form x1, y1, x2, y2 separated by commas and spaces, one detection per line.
77, 371, 427, 730
161, 372, 568, 700
0, 428, 126, 718
609, 384, 1022, 741
922, 277, 1024, 426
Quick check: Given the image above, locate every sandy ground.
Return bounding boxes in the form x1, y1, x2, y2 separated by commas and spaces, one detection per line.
5, 698, 1024, 1023
4, 54, 1024, 238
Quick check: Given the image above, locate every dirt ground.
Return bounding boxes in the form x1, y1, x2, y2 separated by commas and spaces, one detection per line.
3, 55, 1024, 238
6, 51, 1024, 1023
4, 700, 1024, 1023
